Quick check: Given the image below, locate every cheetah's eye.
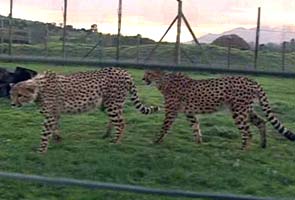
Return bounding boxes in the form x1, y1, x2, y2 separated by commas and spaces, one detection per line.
18, 94, 23, 98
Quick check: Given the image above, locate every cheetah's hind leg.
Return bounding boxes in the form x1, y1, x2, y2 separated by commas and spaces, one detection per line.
105, 104, 125, 144
52, 129, 62, 143
249, 110, 267, 148
231, 106, 252, 150
154, 109, 178, 144
102, 120, 113, 139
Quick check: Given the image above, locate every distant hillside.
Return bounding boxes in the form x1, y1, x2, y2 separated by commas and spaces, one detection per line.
198, 27, 295, 44
0, 15, 156, 46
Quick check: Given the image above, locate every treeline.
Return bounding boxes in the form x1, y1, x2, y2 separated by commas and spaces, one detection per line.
0, 15, 156, 46
259, 39, 295, 52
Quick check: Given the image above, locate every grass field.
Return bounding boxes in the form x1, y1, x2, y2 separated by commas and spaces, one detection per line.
0, 62, 295, 200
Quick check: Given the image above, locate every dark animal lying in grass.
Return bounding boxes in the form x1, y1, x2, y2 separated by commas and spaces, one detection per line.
0, 66, 37, 97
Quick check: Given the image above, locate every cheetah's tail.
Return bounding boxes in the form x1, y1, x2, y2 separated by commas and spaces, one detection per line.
129, 83, 160, 114
257, 84, 295, 141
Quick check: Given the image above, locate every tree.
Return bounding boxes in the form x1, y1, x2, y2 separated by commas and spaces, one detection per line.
66, 25, 73, 30
90, 24, 98, 32
290, 38, 295, 51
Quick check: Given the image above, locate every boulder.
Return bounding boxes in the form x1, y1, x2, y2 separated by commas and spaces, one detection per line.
211, 34, 250, 50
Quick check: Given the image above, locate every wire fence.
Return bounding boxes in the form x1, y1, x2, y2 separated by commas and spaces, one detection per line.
1, 54, 295, 78
0, 1, 295, 72
0, 171, 281, 200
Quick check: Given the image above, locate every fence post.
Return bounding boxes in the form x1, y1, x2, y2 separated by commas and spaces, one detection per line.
0, 18, 3, 54
62, 0, 67, 59
116, 0, 122, 61
175, 0, 182, 65
254, 7, 261, 70
144, 16, 178, 62
44, 24, 49, 57
136, 34, 141, 63
282, 41, 286, 72
98, 33, 103, 61
28, 29, 32, 44
8, 0, 13, 56
227, 37, 231, 69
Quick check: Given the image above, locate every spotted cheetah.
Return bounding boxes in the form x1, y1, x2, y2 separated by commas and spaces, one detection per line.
10, 67, 159, 153
143, 70, 295, 149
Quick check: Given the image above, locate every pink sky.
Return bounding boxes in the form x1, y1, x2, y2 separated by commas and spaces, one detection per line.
0, 0, 295, 42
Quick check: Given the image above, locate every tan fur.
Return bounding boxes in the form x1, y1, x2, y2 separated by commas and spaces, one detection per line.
143, 70, 295, 149
10, 68, 159, 153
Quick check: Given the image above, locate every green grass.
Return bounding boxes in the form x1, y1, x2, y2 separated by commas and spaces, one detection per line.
0, 62, 295, 200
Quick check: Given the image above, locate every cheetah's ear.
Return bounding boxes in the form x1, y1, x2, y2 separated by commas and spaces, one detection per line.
44, 70, 57, 78
9, 83, 15, 88
22, 81, 37, 93
145, 69, 161, 74
44, 69, 56, 74
152, 69, 165, 76
25, 82, 37, 93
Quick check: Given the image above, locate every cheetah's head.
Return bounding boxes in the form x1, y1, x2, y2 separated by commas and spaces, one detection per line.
142, 70, 165, 86
10, 80, 38, 107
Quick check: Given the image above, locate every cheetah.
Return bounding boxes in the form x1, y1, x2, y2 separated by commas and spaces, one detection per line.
142, 70, 295, 149
10, 67, 159, 153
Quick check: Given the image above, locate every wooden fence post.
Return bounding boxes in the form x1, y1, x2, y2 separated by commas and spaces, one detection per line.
44, 24, 49, 57
282, 41, 286, 72
175, 0, 182, 64
8, 0, 13, 55
62, 0, 67, 59
0, 19, 3, 54
227, 37, 232, 69
136, 34, 141, 63
254, 7, 261, 69
116, 0, 122, 61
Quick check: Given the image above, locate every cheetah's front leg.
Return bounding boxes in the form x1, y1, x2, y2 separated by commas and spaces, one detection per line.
52, 115, 62, 143
186, 114, 202, 144
154, 98, 179, 144
39, 115, 59, 153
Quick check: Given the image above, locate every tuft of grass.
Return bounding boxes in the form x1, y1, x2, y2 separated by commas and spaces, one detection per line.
0, 62, 295, 199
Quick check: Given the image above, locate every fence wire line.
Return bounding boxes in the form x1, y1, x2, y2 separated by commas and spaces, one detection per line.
0, 55, 295, 78
0, 171, 281, 200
